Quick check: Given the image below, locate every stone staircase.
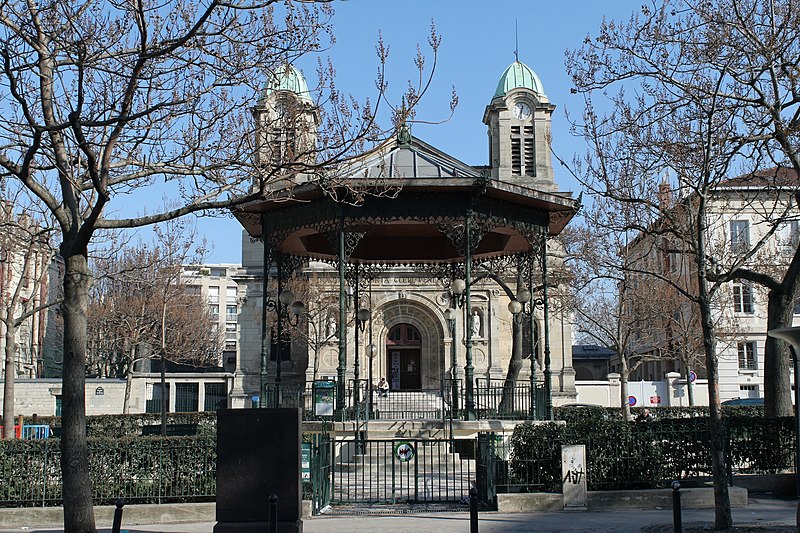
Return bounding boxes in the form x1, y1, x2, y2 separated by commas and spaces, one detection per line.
371, 390, 451, 420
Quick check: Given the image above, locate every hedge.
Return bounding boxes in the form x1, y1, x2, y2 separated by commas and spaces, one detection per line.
507, 415, 793, 493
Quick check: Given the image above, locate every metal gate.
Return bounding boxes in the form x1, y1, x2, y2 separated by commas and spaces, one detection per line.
330, 438, 476, 504
309, 429, 333, 514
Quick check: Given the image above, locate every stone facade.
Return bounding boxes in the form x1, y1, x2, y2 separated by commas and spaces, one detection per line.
230, 59, 578, 408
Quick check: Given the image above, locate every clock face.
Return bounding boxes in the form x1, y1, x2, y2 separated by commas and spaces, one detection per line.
513, 102, 531, 120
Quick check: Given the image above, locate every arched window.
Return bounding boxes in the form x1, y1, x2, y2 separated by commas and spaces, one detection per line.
386, 324, 421, 346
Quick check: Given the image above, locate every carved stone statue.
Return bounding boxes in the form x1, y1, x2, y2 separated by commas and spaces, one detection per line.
470, 309, 481, 338
326, 315, 337, 338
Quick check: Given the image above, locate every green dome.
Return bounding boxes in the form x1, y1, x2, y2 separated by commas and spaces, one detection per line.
258, 64, 311, 104
494, 60, 545, 98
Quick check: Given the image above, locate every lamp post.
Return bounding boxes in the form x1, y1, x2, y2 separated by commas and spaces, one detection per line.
354, 306, 371, 404
766, 326, 800, 529
367, 343, 377, 421
449, 278, 474, 419
508, 288, 543, 419
265, 288, 304, 407
444, 307, 458, 447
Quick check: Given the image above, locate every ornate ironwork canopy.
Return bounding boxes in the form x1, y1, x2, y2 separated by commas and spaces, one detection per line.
234, 177, 576, 264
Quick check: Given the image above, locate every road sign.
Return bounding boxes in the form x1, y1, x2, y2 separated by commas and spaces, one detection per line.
394, 441, 415, 462
689, 371, 697, 383
628, 395, 637, 406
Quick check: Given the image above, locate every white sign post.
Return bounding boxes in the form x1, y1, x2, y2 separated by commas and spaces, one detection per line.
562, 444, 587, 510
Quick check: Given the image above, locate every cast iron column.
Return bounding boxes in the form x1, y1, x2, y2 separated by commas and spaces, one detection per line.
259, 219, 272, 408
336, 212, 347, 419
464, 212, 475, 420
450, 317, 458, 418
527, 257, 537, 418
275, 251, 284, 397
542, 231, 553, 420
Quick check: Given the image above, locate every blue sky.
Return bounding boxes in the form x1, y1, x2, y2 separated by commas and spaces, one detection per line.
199, 1, 639, 263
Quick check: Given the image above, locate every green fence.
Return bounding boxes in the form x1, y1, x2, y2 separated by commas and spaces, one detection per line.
0, 436, 216, 507
1, 415, 794, 508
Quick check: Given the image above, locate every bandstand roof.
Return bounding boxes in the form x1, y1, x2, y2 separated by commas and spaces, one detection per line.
233, 134, 578, 264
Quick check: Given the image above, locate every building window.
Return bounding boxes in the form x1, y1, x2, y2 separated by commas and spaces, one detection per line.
146, 382, 170, 414
208, 286, 220, 304
510, 125, 535, 176
386, 324, 422, 346
737, 342, 757, 370
175, 383, 199, 412
226, 305, 238, 323
225, 322, 238, 350
226, 287, 237, 303
732, 282, 754, 314
730, 220, 750, 254
780, 220, 800, 255
204, 382, 228, 411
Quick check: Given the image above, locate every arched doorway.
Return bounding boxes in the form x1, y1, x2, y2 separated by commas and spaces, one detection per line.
386, 323, 422, 391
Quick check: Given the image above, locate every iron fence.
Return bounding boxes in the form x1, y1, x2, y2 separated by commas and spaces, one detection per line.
0, 437, 216, 507
330, 438, 474, 504
474, 379, 544, 420
260, 379, 549, 422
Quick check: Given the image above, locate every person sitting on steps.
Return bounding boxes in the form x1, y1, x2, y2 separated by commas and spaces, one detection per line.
377, 377, 389, 397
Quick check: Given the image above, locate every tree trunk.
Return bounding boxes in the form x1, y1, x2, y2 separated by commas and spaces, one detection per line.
698, 291, 732, 530
499, 317, 523, 413
764, 289, 793, 417
123, 351, 134, 415
3, 312, 16, 440
620, 358, 631, 421
60, 252, 97, 532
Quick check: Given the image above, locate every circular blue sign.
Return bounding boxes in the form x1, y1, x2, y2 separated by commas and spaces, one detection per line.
628, 395, 637, 406
689, 371, 697, 383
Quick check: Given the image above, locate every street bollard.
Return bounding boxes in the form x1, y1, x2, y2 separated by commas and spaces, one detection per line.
469, 487, 478, 533
268, 493, 278, 533
111, 499, 125, 533
671, 480, 682, 533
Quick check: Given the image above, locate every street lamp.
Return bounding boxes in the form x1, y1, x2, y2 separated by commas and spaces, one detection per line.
508, 289, 544, 419
444, 307, 459, 439
265, 288, 305, 404
766, 326, 800, 529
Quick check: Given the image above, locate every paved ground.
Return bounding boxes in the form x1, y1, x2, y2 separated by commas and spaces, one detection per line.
0, 496, 795, 533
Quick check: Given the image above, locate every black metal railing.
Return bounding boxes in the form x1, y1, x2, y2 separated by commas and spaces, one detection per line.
0, 437, 215, 507
258, 379, 548, 421
474, 379, 545, 420
330, 438, 474, 504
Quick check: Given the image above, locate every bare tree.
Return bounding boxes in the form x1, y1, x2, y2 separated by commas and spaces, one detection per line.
88, 221, 222, 416
564, 1, 800, 527
282, 272, 339, 381
1, 198, 57, 440
0, 2, 447, 526
568, 203, 666, 420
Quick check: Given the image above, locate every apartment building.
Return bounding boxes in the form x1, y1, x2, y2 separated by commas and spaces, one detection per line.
625, 168, 799, 401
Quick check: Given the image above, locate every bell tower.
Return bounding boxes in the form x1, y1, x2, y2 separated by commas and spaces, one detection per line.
483, 60, 557, 191
252, 64, 320, 192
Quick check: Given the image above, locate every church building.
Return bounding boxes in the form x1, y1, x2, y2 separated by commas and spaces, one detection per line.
230, 59, 579, 415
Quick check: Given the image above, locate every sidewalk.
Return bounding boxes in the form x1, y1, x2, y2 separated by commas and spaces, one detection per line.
0, 497, 795, 533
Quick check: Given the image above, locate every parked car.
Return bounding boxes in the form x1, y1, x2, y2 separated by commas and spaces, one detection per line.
721, 398, 764, 406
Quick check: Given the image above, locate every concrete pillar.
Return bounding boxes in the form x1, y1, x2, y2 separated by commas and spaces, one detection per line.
607, 373, 621, 408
